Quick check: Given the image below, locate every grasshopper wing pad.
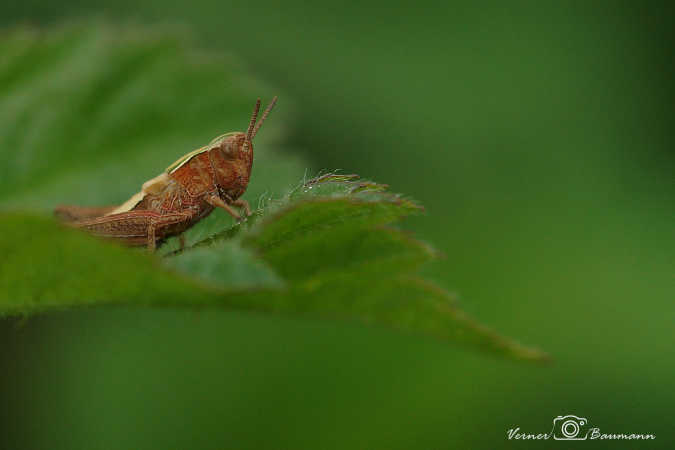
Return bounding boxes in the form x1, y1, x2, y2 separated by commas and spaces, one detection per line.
106, 173, 172, 215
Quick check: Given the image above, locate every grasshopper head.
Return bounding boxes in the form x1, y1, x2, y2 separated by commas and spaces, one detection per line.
212, 97, 277, 200
216, 96, 277, 162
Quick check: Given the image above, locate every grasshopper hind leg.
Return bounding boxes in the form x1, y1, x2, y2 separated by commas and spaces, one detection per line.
54, 205, 117, 222
59, 210, 196, 252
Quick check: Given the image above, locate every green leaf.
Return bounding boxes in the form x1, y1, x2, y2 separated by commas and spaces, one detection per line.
0, 24, 547, 362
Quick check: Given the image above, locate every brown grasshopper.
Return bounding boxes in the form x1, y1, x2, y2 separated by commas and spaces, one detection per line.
55, 97, 277, 251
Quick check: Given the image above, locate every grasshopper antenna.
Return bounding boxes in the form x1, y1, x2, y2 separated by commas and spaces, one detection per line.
252, 96, 278, 139
245, 99, 262, 143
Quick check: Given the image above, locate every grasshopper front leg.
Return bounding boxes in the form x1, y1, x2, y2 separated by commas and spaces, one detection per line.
232, 198, 252, 217
206, 195, 242, 221
66, 210, 195, 251
205, 195, 253, 222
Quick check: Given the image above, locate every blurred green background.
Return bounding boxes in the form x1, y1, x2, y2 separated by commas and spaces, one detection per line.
1, 1, 673, 449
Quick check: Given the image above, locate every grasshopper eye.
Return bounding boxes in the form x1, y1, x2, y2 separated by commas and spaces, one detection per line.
218, 138, 237, 158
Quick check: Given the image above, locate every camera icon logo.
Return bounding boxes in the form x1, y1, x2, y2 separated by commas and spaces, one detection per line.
552, 415, 589, 440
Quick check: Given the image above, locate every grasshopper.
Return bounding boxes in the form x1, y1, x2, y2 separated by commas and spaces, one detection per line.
55, 97, 277, 251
